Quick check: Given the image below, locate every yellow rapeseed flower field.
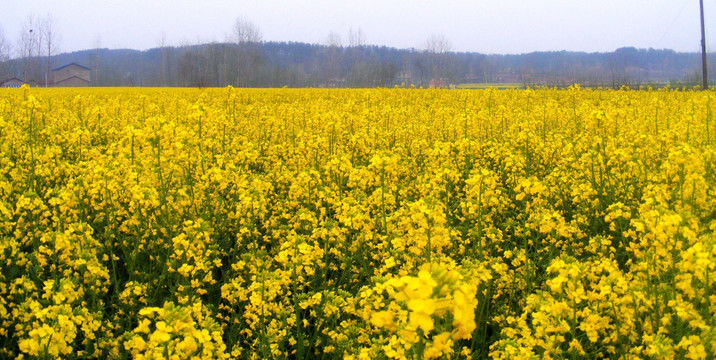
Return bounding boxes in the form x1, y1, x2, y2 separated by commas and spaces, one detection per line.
0, 85, 714, 359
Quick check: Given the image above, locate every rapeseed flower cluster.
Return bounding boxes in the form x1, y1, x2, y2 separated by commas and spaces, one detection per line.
0, 84, 714, 359
356, 263, 484, 359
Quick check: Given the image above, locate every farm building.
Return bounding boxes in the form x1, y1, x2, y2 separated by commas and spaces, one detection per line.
0, 78, 24, 88
53, 63, 90, 87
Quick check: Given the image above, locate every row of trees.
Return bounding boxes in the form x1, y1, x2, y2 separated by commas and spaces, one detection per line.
1, 16, 713, 88
165, 18, 455, 88
0, 16, 457, 88
0, 14, 60, 84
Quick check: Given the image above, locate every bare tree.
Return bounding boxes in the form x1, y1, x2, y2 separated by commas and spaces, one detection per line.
40, 14, 60, 86
347, 27, 365, 48
0, 25, 11, 79
232, 16, 262, 44
0, 25, 10, 62
157, 31, 170, 85
17, 15, 39, 82
413, 50, 427, 87
231, 16, 263, 86
323, 31, 343, 86
425, 34, 452, 87
15, 14, 59, 85
425, 33, 451, 55
325, 31, 341, 48
346, 27, 365, 86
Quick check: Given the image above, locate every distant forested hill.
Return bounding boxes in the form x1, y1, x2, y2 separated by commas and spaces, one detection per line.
0, 41, 710, 88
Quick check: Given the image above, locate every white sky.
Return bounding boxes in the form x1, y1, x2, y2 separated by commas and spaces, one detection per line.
2, 0, 715, 55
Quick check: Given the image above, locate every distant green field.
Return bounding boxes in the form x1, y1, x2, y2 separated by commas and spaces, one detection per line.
457, 83, 523, 89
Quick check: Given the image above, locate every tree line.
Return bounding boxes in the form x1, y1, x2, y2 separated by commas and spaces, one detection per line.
0, 14, 60, 86
0, 17, 713, 88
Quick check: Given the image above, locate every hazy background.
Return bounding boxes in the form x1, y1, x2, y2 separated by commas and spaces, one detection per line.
2, 0, 715, 54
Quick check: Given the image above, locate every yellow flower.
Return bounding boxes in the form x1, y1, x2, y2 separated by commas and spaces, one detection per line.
370, 310, 397, 332
134, 319, 152, 334
408, 310, 434, 333
424, 332, 453, 359
407, 298, 436, 315
177, 335, 198, 355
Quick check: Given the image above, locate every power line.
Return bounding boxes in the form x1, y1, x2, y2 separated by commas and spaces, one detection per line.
655, 0, 690, 48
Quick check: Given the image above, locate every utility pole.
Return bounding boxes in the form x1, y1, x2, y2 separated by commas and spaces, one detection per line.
700, 0, 708, 89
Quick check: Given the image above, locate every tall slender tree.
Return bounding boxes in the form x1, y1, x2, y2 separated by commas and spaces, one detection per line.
425, 33, 452, 87
0, 25, 11, 79
40, 14, 60, 86
0, 25, 10, 62
231, 16, 263, 87
324, 31, 343, 86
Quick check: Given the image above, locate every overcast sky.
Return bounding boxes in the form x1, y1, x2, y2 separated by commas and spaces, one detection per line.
2, 0, 715, 55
